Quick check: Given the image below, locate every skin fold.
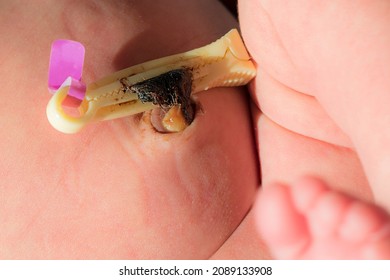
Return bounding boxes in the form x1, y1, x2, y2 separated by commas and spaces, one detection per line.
0, 0, 258, 259
239, 0, 390, 209
238, 0, 373, 200
237, 0, 390, 259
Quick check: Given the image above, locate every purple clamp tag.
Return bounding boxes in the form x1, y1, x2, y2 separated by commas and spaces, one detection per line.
48, 39, 86, 100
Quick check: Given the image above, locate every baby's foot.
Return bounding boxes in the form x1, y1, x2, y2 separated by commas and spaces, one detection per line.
255, 177, 390, 259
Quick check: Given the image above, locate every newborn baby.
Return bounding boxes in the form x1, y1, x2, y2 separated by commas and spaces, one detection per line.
1, 0, 390, 259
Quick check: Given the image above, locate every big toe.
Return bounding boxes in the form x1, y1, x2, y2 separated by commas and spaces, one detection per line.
255, 183, 310, 259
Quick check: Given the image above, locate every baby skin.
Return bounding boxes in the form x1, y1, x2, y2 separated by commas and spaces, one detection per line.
239, 0, 390, 259
0, 0, 260, 259
2, 0, 390, 260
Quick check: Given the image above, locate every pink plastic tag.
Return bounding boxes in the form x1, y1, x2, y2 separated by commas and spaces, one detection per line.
48, 39, 86, 100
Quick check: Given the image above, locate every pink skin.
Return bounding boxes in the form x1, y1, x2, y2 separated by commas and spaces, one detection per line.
239, 0, 390, 259
0, 0, 258, 259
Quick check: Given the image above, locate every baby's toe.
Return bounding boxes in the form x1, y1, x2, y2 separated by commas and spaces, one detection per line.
340, 202, 388, 243
255, 183, 310, 259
